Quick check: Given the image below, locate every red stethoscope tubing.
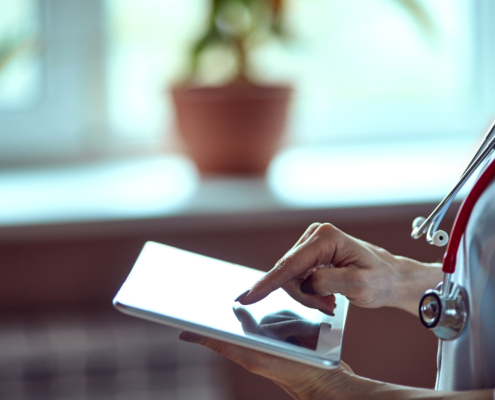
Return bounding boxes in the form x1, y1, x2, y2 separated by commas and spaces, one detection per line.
443, 156, 495, 274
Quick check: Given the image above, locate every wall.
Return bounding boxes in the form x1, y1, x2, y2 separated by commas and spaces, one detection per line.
0, 203, 456, 399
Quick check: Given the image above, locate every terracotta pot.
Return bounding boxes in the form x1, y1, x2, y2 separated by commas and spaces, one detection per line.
172, 83, 292, 175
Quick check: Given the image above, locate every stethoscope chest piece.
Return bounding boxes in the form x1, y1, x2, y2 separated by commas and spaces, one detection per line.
419, 281, 468, 341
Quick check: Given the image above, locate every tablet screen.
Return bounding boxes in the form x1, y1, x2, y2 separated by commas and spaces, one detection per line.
114, 242, 348, 367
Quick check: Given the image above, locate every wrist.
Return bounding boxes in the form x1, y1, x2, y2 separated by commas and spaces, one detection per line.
320, 374, 493, 400
312, 373, 375, 400
389, 256, 443, 315
322, 375, 410, 400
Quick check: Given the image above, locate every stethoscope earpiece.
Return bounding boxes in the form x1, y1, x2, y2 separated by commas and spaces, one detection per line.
411, 121, 495, 247
412, 217, 449, 247
431, 230, 449, 247
412, 216, 426, 230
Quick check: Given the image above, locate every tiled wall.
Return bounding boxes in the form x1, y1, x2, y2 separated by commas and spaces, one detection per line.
0, 313, 228, 400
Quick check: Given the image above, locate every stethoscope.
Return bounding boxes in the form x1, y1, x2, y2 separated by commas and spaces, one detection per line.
412, 121, 495, 341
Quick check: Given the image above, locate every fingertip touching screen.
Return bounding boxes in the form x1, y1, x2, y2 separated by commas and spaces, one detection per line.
113, 241, 349, 369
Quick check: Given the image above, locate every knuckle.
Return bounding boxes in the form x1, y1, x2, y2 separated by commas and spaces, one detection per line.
317, 223, 335, 234
314, 223, 343, 244
275, 254, 291, 269
308, 222, 322, 230
312, 224, 345, 251
276, 249, 297, 267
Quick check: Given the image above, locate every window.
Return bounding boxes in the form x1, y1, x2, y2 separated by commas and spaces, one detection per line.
1, 0, 494, 164
0, 0, 106, 165
0, 0, 41, 112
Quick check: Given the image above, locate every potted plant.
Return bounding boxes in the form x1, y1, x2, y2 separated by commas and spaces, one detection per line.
172, 0, 291, 176
171, 0, 435, 176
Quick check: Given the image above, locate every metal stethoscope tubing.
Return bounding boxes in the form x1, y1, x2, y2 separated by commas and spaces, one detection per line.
411, 121, 495, 246
412, 120, 495, 341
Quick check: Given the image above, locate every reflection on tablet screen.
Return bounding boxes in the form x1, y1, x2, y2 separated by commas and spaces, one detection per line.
233, 307, 321, 350
232, 287, 344, 358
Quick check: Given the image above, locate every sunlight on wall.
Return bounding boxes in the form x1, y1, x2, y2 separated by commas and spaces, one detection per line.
267, 139, 475, 208
0, 156, 198, 225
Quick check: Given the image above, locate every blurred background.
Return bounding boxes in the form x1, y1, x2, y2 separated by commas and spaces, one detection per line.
1, 0, 495, 399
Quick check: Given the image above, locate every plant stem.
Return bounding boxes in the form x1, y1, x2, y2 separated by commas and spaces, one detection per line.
232, 37, 249, 82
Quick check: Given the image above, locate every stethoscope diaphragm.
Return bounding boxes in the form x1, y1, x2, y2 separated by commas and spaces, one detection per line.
419, 281, 468, 341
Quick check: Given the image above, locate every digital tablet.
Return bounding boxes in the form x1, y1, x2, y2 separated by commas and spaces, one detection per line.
113, 241, 349, 369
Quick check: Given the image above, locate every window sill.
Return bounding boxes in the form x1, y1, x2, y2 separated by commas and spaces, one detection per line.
0, 139, 476, 242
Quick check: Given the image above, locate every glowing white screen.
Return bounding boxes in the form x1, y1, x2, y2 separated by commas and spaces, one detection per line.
114, 241, 348, 363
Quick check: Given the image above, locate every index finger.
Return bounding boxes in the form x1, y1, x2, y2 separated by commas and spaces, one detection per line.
239, 224, 341, 305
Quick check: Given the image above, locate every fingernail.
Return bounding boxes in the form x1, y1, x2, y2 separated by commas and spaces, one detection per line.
179, 331, 205, 344
320, 310, 335, 317
300, 277, 315, 295
235, 289, 250, 302
233, 307, 241, 322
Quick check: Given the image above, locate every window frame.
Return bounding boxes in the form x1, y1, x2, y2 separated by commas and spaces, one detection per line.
0, 0, 108, 166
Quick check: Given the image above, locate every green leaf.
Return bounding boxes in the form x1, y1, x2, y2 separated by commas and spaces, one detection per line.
392, 0, 437, 41
0, 36, 33, 73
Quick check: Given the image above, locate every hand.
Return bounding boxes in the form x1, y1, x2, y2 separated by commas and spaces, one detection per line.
179, 331, 356, 400
179, 331, 494, 400
234, 308, 321, 350
237, 223, 416, 313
